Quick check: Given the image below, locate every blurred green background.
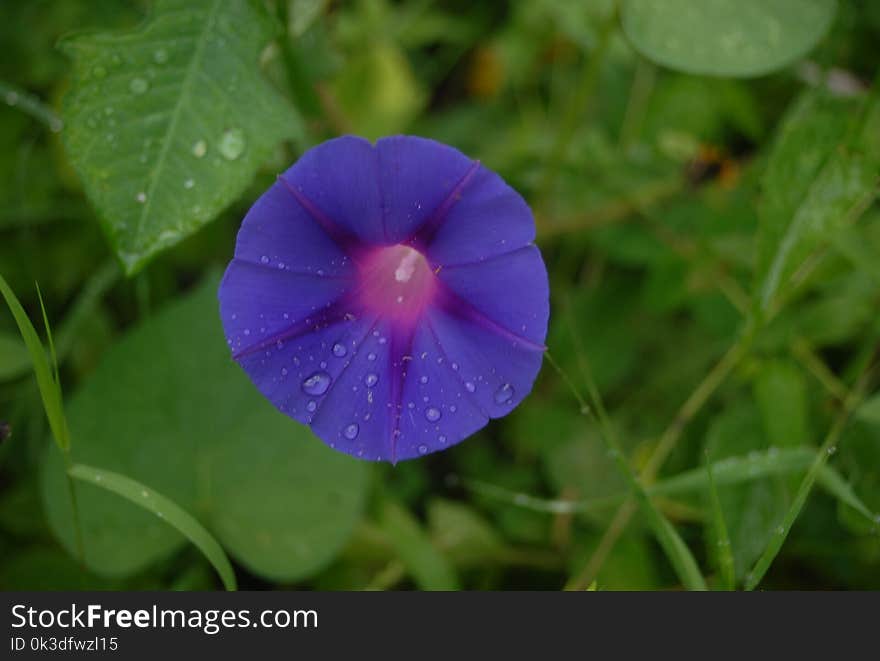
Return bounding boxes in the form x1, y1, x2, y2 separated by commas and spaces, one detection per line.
1, 0, 879, 590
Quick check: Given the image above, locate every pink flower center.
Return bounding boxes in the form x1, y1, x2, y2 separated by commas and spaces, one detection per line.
359, 244, 436, 326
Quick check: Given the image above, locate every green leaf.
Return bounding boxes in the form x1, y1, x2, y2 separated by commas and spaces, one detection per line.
42, 275, 368, 582
753, 359, 809, 448
68, 463, 237, 591
0, 273, 70, 450
621, 0, 837, 78
755, 90, 880, 311
427, 499, 505, 568
0, 331, 29, 381
856, 393, 880, 426
705, 455, 735, 590
379, 499, 459, 590
61, 0, 302, 274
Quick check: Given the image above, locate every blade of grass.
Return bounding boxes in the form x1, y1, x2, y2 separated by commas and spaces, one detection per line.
68, 463, 237, 591
0, 273, 69, 451
705, 451, 735, 591
460, 447, 876, 524
745, 356, 878, 591
546, 351, 708, 591
0, 273, 84, 564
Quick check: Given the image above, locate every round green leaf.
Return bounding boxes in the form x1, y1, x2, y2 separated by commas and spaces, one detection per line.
621, 0, 837, 77
42, 276, 369, 582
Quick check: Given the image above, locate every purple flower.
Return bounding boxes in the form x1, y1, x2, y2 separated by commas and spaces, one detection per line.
219, 136, 549, 462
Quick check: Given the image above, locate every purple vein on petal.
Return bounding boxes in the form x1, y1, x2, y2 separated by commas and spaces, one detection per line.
437, 244, 538, 271
231, 289, 362, 360
231, 256, 352, 280
278, 175, 363, 257
409, 159, 482, 248
437, 283, 547, 353
423, 316, 491, 420
388, 326, 418, 464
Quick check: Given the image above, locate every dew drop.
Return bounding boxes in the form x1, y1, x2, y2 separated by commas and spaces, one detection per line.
344, 423, 359, 440
494, 383, 514, 404
425, 407, 441, 422
419, 375, 429, 384
92, 65, 107, 79
129, 77, 149, 94
306, 400, 317, 412
464, 381, 476, 393
367, 352, 377, 362
439, 435, 447, 444
192, 139, 207, 158
418, 444, 428, 455
302, 371, 331, 396
281, 367, 288, 377
135, 191, 147, 204
183, 178, 195, 189
364, 373, 378, 387
332, 342, 347, 357
260, 255, 269, 264
153, 48, 169, 64
219, 127, 246, 160
451, 362, 459, 371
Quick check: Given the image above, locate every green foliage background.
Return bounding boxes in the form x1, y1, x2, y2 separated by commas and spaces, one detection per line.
1, 0, 879, 590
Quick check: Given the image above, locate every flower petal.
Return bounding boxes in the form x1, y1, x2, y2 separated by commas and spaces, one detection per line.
375, 136, 478, 244
234, 310, 379, 428
437, 245, 549, 347
393, 322, 489, 460
425, 166, 536, 267
308, 319, 399, 460
425, 305, 545, 421
231, 178, 355, 278
219, 261, 353, 356
279, 135, 384, 246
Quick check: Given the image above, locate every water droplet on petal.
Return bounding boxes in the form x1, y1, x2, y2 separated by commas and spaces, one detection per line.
332, 342, 347, 357
439, 435, 447, 444
302, 371, 331, 396
260, 255, 269, 264
129, 77, 149, 94
425, 407, 441, 422
494, 383, 514, 404
464, 381, 476, 393
219, 127, 246, 160
192, 139, 207, 158
344, 423, 359, 440
418, 444, 428, 455
419, 375, 429, 384
364, 373, 378, 387
306, 400, 317, 412
367, 352, 377, 362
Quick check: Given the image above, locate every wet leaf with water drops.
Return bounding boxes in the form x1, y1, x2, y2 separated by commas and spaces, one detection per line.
59, 0, 304, 274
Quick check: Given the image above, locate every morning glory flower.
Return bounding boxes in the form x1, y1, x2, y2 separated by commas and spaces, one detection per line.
219, 136, 549, 462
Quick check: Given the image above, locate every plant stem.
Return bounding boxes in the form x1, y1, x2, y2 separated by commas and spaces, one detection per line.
536, 4, 618, 211
545, 351, 707, 591
567, 329, 749, 590
745, 351, 878, 590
